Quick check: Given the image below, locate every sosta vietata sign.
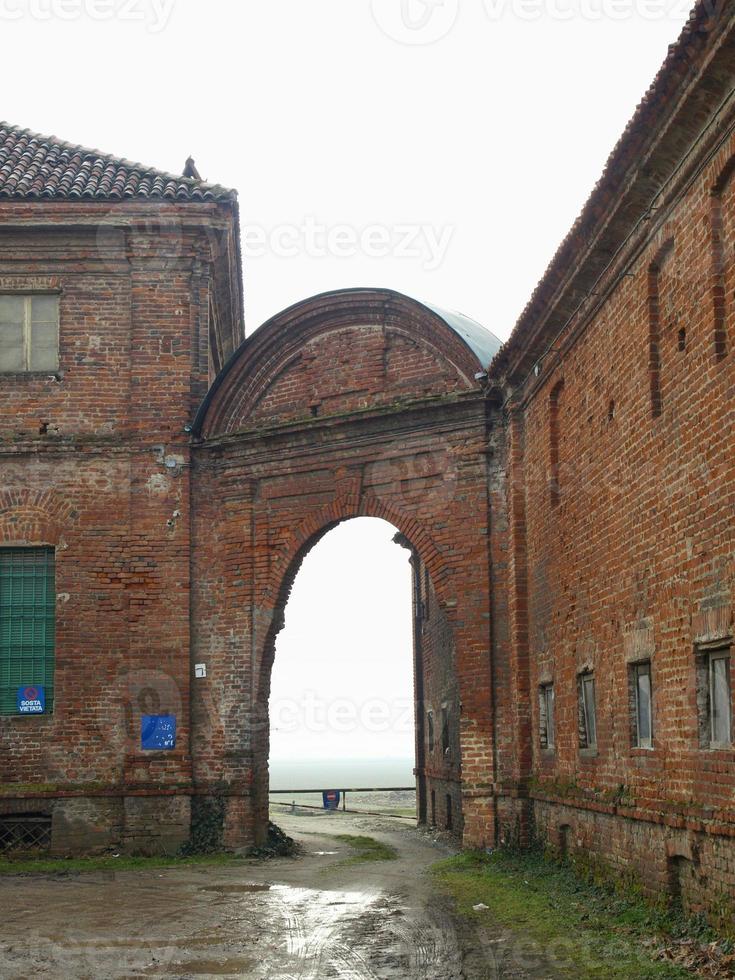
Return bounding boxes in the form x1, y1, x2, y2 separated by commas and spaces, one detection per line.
17, 685, 45, 714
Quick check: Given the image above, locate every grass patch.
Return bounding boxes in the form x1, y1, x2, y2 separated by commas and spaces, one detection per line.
431, 850, 698, 979
331, 834, 398, 866
0, 852, 246, 877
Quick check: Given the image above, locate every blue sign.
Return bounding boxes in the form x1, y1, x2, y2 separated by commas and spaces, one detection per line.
141, 714, 176, 750
17, 685, 45, 714
322, 790, 341, 810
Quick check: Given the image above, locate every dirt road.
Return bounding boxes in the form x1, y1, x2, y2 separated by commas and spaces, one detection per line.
0, 810, 546, 979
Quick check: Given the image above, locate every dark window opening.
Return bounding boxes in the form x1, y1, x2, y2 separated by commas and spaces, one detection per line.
445, 794, 453, 831
539, 683, 555, 750
710, 176, 730, 360
578, 672, 597, 750
559, 824, 571, 859
441, 706, 450, 755
427, 710, 435, 752
549, 380, 564, 507
0, 813, 52, 853
647, 239, 674, 418
630, 661, 653, 748
696, 642, 732, 748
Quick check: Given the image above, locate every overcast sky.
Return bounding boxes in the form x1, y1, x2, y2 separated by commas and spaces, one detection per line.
270, 518, 414, 764
6, 0, 689, 338
4, 0, 691, 767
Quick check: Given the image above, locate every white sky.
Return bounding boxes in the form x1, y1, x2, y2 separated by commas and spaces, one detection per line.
270, 518, 414, 763
5, 0, 689, 338
4, 0, 691, 764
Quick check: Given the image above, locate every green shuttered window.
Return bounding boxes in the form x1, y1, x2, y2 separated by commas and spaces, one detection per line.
0, 548, 55, 715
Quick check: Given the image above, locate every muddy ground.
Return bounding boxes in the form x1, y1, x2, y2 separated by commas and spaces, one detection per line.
0, 810, 553, 979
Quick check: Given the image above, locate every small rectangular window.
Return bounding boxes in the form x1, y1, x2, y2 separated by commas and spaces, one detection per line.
539, 683, 555, 750
710, 653, 732, 746
427, 710, 435, 752
0, 295, 59, 373
696, 644, 732, 748
578, 672, 597, 750
0, 547, 56, 715
631, 661, 653, 748
441, 706, 450, 755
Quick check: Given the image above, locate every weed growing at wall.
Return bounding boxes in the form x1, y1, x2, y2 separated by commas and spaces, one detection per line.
180, 796, 225, 855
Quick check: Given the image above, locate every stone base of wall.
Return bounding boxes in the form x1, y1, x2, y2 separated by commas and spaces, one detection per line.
495, 794, 532, 849
0, 795, 191, 857
533, 798, 735, 920
122, 796, 191, 855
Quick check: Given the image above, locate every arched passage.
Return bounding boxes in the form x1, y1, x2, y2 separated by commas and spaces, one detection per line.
264, 517, 461, 833
190, 288, 501, 848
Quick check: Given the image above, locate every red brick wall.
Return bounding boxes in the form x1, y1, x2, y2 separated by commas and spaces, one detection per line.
498, 100, 735, 908
0, 200, 241, 853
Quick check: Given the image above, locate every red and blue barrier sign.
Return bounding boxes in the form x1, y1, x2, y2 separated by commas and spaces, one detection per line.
322, 790, 341, 810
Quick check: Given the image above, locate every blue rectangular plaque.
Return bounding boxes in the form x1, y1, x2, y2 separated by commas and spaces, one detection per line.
141, 714, 176, 750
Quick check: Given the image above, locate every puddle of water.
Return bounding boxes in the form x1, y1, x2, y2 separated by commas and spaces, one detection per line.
261, 884, 381, 963
149, 956, 255, 976
199, 883, 271, 894
52, 935, 228, 951
312, 851, 339, 856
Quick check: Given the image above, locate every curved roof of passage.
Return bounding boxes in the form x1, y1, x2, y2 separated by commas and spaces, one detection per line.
193, 287, 502, 437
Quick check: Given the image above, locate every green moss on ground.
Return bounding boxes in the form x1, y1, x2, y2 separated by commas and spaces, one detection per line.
431, 849, 710, 979
332, 834, 398, 866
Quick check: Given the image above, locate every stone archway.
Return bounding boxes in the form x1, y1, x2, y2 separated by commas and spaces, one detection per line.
190, 288, 500, 848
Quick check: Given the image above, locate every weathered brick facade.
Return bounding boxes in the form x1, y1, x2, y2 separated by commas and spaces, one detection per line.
1, 0, 734, 916
0, 189, 243, 855
487, 0, 735, 913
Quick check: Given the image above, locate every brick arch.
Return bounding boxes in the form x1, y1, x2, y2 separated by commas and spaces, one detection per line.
263, 492, 448, 604
0, 490, 77, 546
255, 492, 454, 706
194, 287, 493, 438
192, 286, 496, 849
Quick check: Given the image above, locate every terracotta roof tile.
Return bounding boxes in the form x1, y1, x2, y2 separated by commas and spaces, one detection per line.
0, 122, 235, 202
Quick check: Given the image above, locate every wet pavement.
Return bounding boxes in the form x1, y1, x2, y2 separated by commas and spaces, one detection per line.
0, 810, 552, 979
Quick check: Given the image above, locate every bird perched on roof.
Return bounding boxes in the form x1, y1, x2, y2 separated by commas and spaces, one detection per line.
183, 157, 202, 180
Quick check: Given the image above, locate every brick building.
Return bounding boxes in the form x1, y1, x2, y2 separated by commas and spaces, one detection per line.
1, 0, 734, 915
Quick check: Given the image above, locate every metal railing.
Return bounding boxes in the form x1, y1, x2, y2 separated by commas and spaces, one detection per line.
268, 786, 416, 820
